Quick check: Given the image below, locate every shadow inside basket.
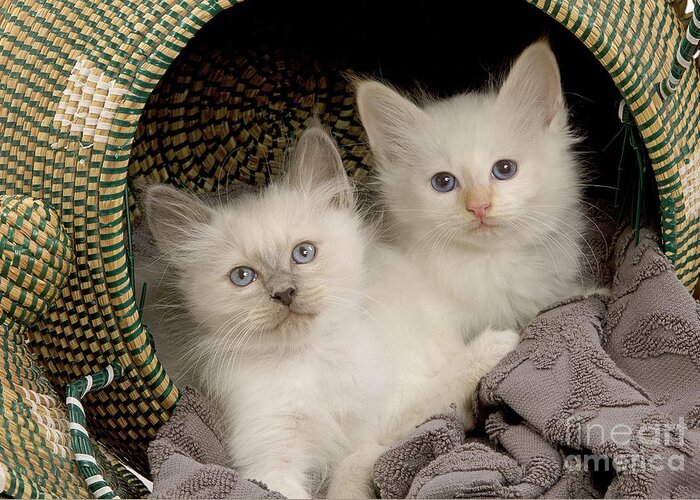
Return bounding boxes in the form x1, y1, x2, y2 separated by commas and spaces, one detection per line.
127, 0, 655, 220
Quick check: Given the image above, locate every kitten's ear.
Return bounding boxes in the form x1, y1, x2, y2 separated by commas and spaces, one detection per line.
355, 80, 426, 164
142, 184, 214, 259
497, 41, 566, 129
286, 126, 353, 209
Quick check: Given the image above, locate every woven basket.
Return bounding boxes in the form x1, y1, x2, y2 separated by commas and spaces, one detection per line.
1, 0, 700, 496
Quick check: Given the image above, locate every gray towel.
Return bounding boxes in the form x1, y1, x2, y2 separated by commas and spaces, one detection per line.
148, 386, 283, 499
148, 227, 700, 498
374, 227, 700, 498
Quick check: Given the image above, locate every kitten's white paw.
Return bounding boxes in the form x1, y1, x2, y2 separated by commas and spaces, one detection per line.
471, 328, 521, 360
442, 329, 521, 428
326, 444, 385, 499
276, 483, 310, 500
326, 476, 375, 499
256, 476, 310, 499
455, 328, 520, 426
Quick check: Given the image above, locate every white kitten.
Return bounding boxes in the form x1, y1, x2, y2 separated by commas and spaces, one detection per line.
356, 40, 589, 339
143, 127, 390, 499
142, 125, 522, 498
325, 236, 521, 498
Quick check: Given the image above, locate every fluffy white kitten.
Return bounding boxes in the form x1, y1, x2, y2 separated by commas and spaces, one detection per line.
141, 128, 520, 499
356, 41, 589, 338
327, 240, 521, 497
143, 127, 390, 499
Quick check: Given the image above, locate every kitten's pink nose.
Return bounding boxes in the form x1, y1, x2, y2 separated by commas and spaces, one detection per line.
467, 201, 491, 220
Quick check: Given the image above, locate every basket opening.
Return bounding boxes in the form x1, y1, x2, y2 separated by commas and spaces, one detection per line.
129, 0, 657, 212
129, 0, 660, 381
129, 0, 656, 221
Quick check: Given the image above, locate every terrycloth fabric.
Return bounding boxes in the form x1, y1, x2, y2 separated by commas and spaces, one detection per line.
148, 228, 700, 498
374, 227, 700, 498
148, 387, 282, 499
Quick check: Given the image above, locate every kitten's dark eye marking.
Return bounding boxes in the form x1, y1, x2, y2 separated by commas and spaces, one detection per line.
431, 172, 457, 192
230, 266, 257, 286
492, 159, 518, 180
292, 242, 316, 264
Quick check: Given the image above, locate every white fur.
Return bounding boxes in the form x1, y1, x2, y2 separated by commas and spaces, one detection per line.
323, 41, 583, 497
142, 125, 522, 499
356, 41, 589, 338
192, 188, 390, 498
326, 242, 520, 498
143, 128, 391, 498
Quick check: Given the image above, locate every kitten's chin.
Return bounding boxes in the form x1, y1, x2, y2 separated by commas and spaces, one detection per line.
274, 310, 317, 333
285, 310, 317, 324
469, 221, 501, 233
440, 219, 511, 249
462, 219, 504, 239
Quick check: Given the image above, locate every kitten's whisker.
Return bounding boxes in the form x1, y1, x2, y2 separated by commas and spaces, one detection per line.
376, 213, 451, 239
325, 295, 379, 326
505, 220, 564, 280
516, 214, 591, 287
510, 203, 610, 256
319, 285, 382, 306
432, 225, 457, 270
525, 210, 600, 280
406, 219, 460, 256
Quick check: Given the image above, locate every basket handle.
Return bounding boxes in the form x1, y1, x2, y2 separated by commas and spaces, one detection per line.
658, 1, 700, 100
66, 363, 123, 499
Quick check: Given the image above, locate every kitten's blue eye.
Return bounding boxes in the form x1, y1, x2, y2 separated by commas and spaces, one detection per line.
492, 159, 518, 180
292, 242, 316, 264
230, 267, 256, 286
431, 172, 457, 192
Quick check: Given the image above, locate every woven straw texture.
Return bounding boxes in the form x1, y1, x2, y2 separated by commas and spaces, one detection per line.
0, 195, 145, 498
532, 0, 700, 289
0, 195, 86, 498
129, 42, 371, 208
0, 0, 699, 496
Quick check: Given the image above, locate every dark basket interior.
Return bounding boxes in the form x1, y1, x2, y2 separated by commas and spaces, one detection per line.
128, 0, 660, 226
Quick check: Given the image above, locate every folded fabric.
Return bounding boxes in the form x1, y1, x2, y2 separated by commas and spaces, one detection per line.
148, 386, 282, 499
373, 228, 700, 498
148, 227, 700, 498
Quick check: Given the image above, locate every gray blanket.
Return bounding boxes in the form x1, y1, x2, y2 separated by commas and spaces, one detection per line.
148, 227, 700, 498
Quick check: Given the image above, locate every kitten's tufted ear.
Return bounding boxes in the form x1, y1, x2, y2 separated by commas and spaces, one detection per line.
355, 80, 426, 165
497, 40, 566, 130
142, 184, 214, 260
286, 126, 353, 209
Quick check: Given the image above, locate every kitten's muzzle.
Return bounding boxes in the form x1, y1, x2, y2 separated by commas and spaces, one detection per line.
271, 287, 296, 306
466, 201, 491, 221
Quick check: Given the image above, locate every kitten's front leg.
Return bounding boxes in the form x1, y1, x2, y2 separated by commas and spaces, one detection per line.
400, 328, 520, 430
229, 418, 313, 499
240, 463, 310, 499
326, 443, 387, 499
583, 286, 611, 297
451, 328, 520, 423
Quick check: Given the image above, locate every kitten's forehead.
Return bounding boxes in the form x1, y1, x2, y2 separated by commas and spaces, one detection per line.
428, 94, 507, 142
422, 92, 540, 171
208, 186, 341, 264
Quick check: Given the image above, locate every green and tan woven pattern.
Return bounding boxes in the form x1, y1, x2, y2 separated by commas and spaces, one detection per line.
1, 195, 74, 326
66, 362, 150, 499
529, 0, 700, 288
0, 194, 87, 497
128, 41, 372, 212
0, 0, 248, 472
1, 0, 700, 494
659, 3, 700, 100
